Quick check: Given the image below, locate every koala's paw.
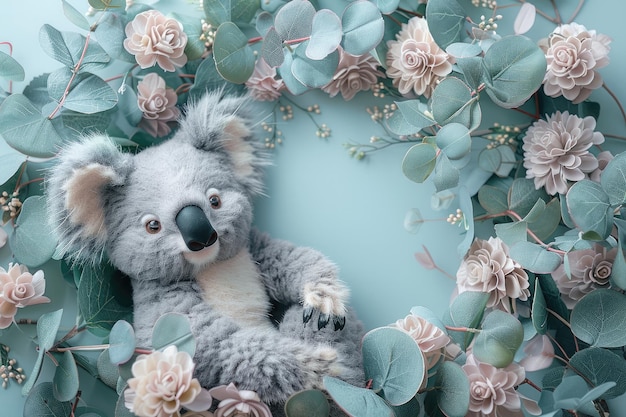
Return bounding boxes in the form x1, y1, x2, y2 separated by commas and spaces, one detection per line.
296, 345, 344, 390
302, 278, 349, 331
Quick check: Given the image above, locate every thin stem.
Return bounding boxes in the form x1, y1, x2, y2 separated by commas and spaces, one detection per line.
602, 83, 626, 125
70, 391, 81, 417
604, 133, 626, 141
445, 326, 480, 333
567, 0, 586, 24
17, 177, 44, 192
523, 378, 542, 392
15, 318, 37, 325
396, 7, 423, 17
52, 344, 110, 353
546, 307, 580, 352
550, 0, 562, 24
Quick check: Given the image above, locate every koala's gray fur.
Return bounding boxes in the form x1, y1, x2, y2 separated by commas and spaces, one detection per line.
45, 91, 364, 412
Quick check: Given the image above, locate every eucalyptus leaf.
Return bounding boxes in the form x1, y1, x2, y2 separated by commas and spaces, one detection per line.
62, 0, 91, 31
0, 50, 25, 81
473, 310, 524, 368
261, 27, 285, 68
531, 278, 548, 335
433, 361, 470, 417
284, 389, 330, 417
323, 376, 394, 417
509, 241, 561, 273
527, 197, 561, 241
109, 320, 136, 365
274, 0, 315, 40
279, 51, 309, 95
553, 375, 615, 412
402, 143, 437, 183
52, 351, 79, 402
341, 0, 384, 56
11, 196, 58, 267
391, 396, 420, 417
431, 77, 476, 128
39, 24, 110, 73
508, 178, 550, 218
477, 145, 516, 177
477, 185, 508, 214
0, 151, 26, 187
96, 350, 120, 390
425, 0, 465, 50
455, 57, 483, 90
569, 347, 626, 399
566, 179, 613, 240
494, 221, 527, 247
600, 152, 626, 206
0, 94, 64, 158
256, 12, 274, 37
570, 289, 626, 348
292, 42, 339, 88
171, 13, 205, 61
88, 0, 125, 9
446, 42, 482, 58
152, 313, 196, 356
94, 11, 136, 63
373, 0, 401, 14
23, 382, 72, 417
203, 0, 260, 26
307, 10, 342, 60
443, 291, 489, 350
523, 199, 546, 223
387, 100, 435, 135
23, 73, 51, 110
47, 68, 118, 114
188, 54, 242, 100
362, 327, 424, 405
457, 186, 475, 257
436, 122, 471, 161
213, 22, 256, 84
433, 153, 459, 192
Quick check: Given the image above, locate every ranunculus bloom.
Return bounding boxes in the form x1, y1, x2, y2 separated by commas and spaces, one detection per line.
209, 383, 272, 417
386, 16, 453, 98
541, 23, 611, 104
322, 47, 384, 101
245, 58, 284, 101
463, 354, 527, 417
457, 237, 530, 314
124, 346, 213, 417
0, 263, 49, 329
124, 10, 188, 72
393, 314, 450, 371
522, 111, 604, 195
590, 150, 614, 183
552, 245, 616, 309
137, 73, 180, 137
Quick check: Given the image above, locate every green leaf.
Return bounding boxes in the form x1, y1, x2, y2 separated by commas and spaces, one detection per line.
481, 35, 547, 108
77, 263, 133, 336
261, 27, 285, 67
553, 375, 616, 412
53, 351, 79, 402
96, 350, 120, 390
47, 68, 118, 114
570, 289, 626, 348
391, 396, 420, 417
279, 51, 309, 95
323, 376, 394, 417
188, 54, 243, 100
508, 178, 550, 218
274, 0, 315, 40
387, 100, 435, 136
109, 320, 136, 365
527, 198, 561, 241
433, 153, 459, 192
88, 0, 125, 9
213, 22, 256, 84
0, 151, 26, 187
446, 42, 482, 58
509, 241, 561, 273
292, 42, 339, 88
473, 310, 524, 368
431, 78, 477, 128
443, 291, 489, 350
203, 0, 260, 26
152, 313, 196, 356
433, 361, 470, 417
341, 0, 384, 56
307, 10, 342, 60
531, 278, 548, 335
39, 25, 110, 73
600, 152, 626, 206
494, 221, 527, 247
478, 146, 516, 177
62, 0, 91, 30
94, 12, 136, 63
436, 122, 471, 161
569, 347, 626, 399
425, 0, 465, 50
23, 382, 72, 417
402, 143, 437, 183
455, 57, 483, 90
0, 51, 25, 81
477, 185, 508, 214
566, 180, 613, 240
11, 196, 58, 267
0, 94, 64, 158
256, 11, 274, 37
373, 0, 400, 14
284, 389, 330, 417
362, 327, 424, 405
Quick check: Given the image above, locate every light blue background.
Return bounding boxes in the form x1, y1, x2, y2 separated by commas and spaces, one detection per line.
2, 0, 626, 416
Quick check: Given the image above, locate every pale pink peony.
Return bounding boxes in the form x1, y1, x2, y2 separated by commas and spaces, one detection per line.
457, 237, 530, 314
393, 314, 450, 371
522, 111, 604, 195
541, 23, 611, 104
386, 16, 453, 98
124, 10, 188, 72
245, 58, 284, 101
463, 354, 527, 417
137, 73, 180, 137
322, 47, 384, 101
124, 345, 213, 417
209, 383, 272, 417
590, 150, 614, 183
552, 245, 616, 309
0, 263, 49, 329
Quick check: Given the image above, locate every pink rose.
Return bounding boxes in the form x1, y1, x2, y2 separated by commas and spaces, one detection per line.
137, 73, 180, 137
0, 263, 50, 329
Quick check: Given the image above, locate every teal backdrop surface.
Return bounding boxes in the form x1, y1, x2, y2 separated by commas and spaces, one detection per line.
2, 0, 626, 416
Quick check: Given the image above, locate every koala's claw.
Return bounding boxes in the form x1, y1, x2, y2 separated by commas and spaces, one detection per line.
303, 306, 314, 325
318, 313, 330, 329
303, 308, 346, 331
333, 315, 346, 331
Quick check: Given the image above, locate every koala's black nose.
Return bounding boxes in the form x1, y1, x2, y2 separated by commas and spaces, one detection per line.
175, 205, 218, 251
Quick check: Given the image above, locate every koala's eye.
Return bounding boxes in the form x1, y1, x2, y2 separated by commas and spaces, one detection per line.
209, 194, 222, 209
145, 219, 162, 234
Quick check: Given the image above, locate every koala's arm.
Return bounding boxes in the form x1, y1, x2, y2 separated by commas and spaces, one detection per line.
248, 228, 349, 329
131, 278, 339, 404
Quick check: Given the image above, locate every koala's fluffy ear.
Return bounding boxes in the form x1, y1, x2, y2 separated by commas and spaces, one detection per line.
46, 135, 133, 263
176, 91, 269, 195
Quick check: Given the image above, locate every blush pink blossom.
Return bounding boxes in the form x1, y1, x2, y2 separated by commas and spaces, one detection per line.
245, 58, 284, 101
0, 263, 49, 329
124, 10, 188, 72
322, 47, 384, 101
209, 383, 272, 417
137, 73, 180, 137
393, 314, 450, 371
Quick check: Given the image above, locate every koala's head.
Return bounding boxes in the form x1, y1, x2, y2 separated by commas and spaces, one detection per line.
46, 92, 268, 283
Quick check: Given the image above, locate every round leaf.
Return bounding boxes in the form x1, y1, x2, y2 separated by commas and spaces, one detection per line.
23, 382, 72, 417
362, 327, 424, 405
213, 22, 256, 84
434, 361, 470, 417
571, 289, 626, 348
11, 196, 58, 267
279, 51, 309, 95
261, 27, 285, 68
341, 0, 384, 56
47, 68, 117, 114
569, 347, 626, 399
256, 11, 274, 37
473, 310, 524, 368
445, 42, 482, 59
53, 351, 79, 402
436, 123, 471, 161
514, 2, 536, 35
431, 78, 476, 128
0, 151, 26, 186
387, 100, 435, 135
284, 389, 330, 417
373, 0, 401, 15
600, 152, 626, 206
94, 12, 136, 63
292, 42, 339, 88
96, 350, 120, 389
509, 241, 561, 273
109, 320, 137, 365
478, 146, 516, 177
566, 179, 613, 240
0, 50, 25, 81
477, 185, 508, 214
425, 0, 465, 50
152, 313, 196, 356
433, 153, 460, 192
402, 143, 437, 183
274, 0, 315, 40
323, 376, 393, 417
307, 10, 342, 60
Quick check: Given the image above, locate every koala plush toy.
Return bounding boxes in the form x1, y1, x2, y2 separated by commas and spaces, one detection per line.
46, 92, 364, 411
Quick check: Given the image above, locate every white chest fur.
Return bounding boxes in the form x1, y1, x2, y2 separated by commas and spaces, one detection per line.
196, 249, 273, 329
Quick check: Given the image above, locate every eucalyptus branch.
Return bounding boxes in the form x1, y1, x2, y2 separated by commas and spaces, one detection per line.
550, 0, 563, 24
567, 0, 586, 24
546, 307, 580, 352
522, 378, 542, 392
444, 326, 481, 333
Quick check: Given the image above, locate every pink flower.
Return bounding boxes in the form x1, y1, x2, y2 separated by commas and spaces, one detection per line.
552, 245, 616, 309
463, 354, 526, 417
209, 383, 272, 417
393, 314, 450, 371
137, 73, 180, 137
321, 47, 384, 101
541, 23, 611, 104
124, 345, 213, 417
124, 10, 188, 72
245, 58, 284, 101
522, 111, 604, 195
457, 237, 530, 314
0, 263, 50, 329
386, 16, 453, 98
